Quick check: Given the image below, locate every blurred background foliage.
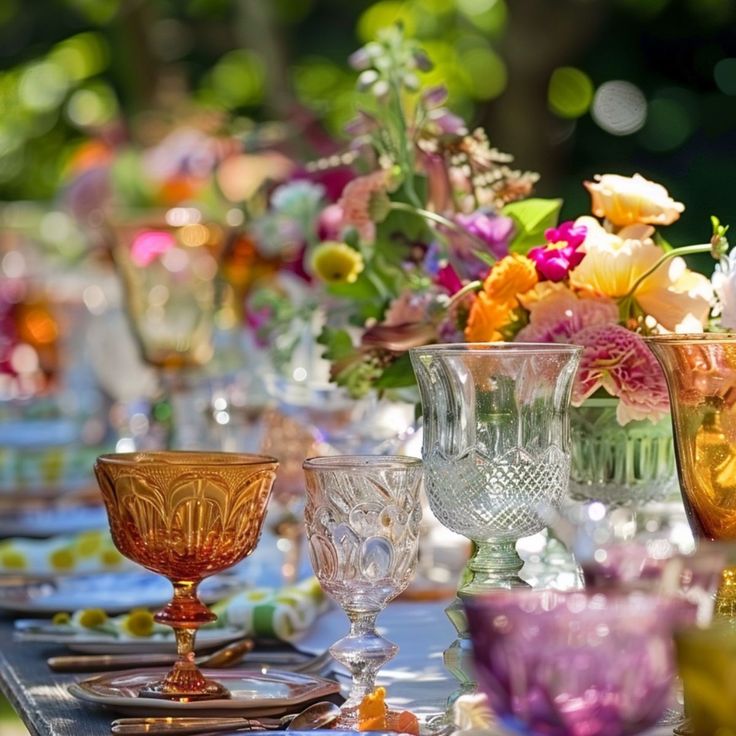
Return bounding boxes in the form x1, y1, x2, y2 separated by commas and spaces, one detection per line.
0, 0, 734, 247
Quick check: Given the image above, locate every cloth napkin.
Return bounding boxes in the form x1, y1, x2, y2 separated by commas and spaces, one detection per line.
0, 529, 129, 575
54, 576, 328, 643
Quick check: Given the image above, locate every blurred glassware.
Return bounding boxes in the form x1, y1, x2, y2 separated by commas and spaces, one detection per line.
303, 455, 422, 727
109, 208, 229, 448
260, 409, 323, 585
465, 589, 696, 736
675, 623, 736, 734
569, 397, 678, 506
95, 451, 277, 700
647, 334, 736, 623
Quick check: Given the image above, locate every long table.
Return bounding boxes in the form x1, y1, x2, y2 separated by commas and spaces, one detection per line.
0, 603, 679, 736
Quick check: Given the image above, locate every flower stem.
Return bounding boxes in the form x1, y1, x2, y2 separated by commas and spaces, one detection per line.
388, 201, 493, 255
447, 280, 482, 308
620, 243, 712, 302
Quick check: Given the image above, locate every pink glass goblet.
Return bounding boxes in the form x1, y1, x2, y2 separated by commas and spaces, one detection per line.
465, 589, 696, 736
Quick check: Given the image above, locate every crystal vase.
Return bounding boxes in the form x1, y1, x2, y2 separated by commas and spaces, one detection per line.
570, 397, 678, 506
409, 342, 581, 707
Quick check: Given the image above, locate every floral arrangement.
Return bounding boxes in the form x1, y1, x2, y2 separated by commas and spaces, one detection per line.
245, 27, 730, 425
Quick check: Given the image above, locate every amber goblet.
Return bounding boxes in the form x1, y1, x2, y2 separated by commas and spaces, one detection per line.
94, 452, 278, 701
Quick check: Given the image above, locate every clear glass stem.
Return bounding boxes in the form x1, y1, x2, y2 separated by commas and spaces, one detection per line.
459, 539, 528, 595
329, 609, 397, 719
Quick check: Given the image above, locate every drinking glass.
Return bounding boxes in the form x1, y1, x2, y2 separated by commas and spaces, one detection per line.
465, 589, 696, 736
410, 343, 580, 705
110, 209, 227, 448
303, 455, 422, 726
94, 451, 277, 700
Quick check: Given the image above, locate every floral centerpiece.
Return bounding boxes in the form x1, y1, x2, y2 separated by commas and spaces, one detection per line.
245, 27, 732, 504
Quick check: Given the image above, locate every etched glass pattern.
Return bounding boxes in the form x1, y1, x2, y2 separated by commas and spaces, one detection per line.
95, 451, 277, 701
410, 343, 581, 591
303, 455, 422, 725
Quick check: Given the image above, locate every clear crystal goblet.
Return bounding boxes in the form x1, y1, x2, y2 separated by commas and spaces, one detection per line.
409, 342, 581, 706
303, 455, 423, 727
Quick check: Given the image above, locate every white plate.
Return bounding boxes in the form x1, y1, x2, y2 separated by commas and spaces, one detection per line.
14, 622, 244, 654
0, 571, 242, 615
0, 505, 108, 538
68, 667, 341, 717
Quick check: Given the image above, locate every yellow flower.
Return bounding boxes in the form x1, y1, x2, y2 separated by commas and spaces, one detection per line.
482, 254, 538, 306
570, 216, 712, 331
52, 612, 71, 625
122, 609, 156, 637
100, 547, 124, 567
78, 608, 108, 629
464, 292, 512, 342
0, 548, 27, 570
311, 241, 364, 285
49, 548, 75, 571
585, 173, 684, 227
75, 531, 102, 557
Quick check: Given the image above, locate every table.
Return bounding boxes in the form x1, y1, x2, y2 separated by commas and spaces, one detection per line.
0, 602, 457, 736
0, 615, 111, 736
0, 602, 680, 736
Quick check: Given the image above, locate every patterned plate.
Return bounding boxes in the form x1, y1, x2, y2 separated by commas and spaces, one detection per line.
68, 667, 341, 717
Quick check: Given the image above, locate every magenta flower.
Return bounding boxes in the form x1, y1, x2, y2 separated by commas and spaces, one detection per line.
130, 230, 176, 267
572, 324, 670, 424
527, 221, 587, 282
435, 263, 463, 295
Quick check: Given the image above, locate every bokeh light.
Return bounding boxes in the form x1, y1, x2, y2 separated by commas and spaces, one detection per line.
639, 96, 693, 151
461, 46, 507, 99
591, 80, 647, 135
714, 58, 736, 95
548, 67, 594, 119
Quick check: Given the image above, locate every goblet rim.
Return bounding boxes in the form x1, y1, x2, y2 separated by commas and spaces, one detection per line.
95, 451, 279, 468
464, 587, 694, 617
645, 332, 736, 345
303, 454, 422, 471
408, 342, 582, 356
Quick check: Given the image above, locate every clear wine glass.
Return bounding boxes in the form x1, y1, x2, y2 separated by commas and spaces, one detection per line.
303, 455, 423, 727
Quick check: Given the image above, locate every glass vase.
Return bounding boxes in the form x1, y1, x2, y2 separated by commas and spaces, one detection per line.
569, 397, 678, 506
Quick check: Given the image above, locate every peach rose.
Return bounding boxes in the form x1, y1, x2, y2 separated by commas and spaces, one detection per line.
585, 173, 684, 227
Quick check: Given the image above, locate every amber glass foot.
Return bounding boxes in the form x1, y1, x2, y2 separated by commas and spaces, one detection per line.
140, 659, 230, 701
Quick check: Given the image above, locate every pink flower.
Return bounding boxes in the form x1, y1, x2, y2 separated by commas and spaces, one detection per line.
130, 230, 176, 267
383, 291, 434, 327
527, 221, 587, 282
338, 170, 390, 243
317, 203, 345, 241
516, 288, 618, 343
572, 324, 670, 424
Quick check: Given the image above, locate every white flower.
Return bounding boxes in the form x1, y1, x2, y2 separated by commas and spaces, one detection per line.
713, 251, 736, 329
585, 173, 684, 227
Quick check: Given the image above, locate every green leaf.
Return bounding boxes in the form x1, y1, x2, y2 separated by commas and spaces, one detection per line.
374, 353, 417, 389
502, 198, 563, 254
316, 327, 355, 362
472, 249, 496, 268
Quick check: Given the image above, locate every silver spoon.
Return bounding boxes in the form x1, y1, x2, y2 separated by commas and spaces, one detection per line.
111, 701, 341, 735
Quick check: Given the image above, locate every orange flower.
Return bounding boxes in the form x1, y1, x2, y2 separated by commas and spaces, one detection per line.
482, 254, 538, 306
464, 292, 512, 342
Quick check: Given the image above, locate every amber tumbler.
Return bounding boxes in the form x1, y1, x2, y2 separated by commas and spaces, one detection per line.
94, 451, 278, 700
